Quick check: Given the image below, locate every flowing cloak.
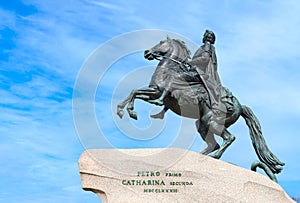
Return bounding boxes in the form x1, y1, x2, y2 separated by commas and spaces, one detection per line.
148, 44, 232, 112
188, 43, 225, 111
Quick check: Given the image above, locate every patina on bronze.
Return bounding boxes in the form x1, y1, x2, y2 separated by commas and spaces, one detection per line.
117, 30, 284, 182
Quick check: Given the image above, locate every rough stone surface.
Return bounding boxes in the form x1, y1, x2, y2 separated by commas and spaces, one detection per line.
78, 148, 294, 203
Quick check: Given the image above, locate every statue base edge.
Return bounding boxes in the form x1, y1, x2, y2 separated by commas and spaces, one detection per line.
78, 148, 293, 203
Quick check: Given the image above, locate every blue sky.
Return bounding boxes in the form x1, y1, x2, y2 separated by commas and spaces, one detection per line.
1, 0, 300, 202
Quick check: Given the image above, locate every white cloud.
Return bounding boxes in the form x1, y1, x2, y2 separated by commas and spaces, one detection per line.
85, 0, 124, 11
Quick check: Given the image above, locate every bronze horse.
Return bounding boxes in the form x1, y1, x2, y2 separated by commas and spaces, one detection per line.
117, 37, 284, 181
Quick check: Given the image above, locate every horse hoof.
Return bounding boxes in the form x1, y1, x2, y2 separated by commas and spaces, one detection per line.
200, 149, 210, 155
117, 110, 124, 118
209, 153, 221, 159
150, 113, 164, 119
130, 112, 138, 120
200, 144, 220, 155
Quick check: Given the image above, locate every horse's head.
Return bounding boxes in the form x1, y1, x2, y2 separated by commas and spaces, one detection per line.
144, 37, 173, 60
144, 37, 190, 62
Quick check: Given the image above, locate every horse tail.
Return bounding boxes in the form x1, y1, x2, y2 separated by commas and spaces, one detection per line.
241, 105, 285, 174
251, 160, 278, 182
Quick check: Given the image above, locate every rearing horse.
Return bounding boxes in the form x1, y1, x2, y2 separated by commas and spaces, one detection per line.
117, 37, 284, 181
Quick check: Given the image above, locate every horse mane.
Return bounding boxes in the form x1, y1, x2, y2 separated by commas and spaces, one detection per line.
172, 39, 191, 62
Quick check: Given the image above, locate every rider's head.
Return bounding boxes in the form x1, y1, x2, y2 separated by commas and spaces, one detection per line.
202, 30, 216, 44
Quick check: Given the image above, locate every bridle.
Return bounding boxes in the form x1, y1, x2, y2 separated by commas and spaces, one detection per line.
150, 52, 190, 71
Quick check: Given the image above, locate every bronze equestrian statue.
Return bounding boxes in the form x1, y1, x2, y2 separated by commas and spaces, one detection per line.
117, 30, 284, 182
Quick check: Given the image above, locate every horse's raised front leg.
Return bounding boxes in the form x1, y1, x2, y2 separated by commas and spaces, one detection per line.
125, 89, 140, 120
125, 87, 160, 120
117, 90, 136, 118
210, 129, 235, 159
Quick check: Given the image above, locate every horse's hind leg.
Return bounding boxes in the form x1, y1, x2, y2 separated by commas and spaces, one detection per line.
210, 128, 235, 159
196, 119, 220, 155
